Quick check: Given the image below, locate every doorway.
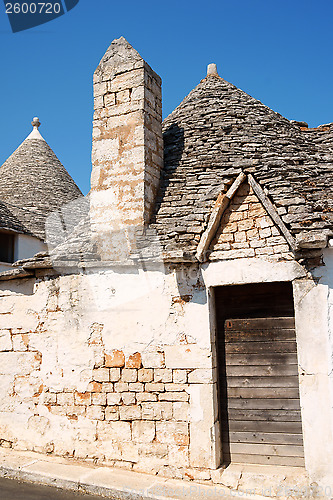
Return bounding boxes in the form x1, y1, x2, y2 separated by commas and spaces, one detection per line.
215, 282, 304, 466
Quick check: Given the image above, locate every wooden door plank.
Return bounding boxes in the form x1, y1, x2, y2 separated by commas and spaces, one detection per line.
226, 376, 299, 388
226, 453, 305, 467
225, 353, 298, 365
225, 365, 298, 377
223, 431, 303, 445
225, 341, 297, 354
226, 387, 300, 399
222, 409, 302, 422
224, 329, 296, 342
224, 420, 303, 434
224, 317, 295, 330
225, 398, 302, 410
227, 442, 304, 457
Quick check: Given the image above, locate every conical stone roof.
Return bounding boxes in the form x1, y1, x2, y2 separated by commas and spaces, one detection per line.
0, 118, 82, 240
152, 69, 333, 254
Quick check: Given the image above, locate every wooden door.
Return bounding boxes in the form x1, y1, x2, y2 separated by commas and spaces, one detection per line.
215, 283, 304, 467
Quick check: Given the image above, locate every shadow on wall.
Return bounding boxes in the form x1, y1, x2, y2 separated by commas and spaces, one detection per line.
0, 277, 35, 295
175, 265, 207, 306
153, 123, 185, 218
319, 249, 333, 290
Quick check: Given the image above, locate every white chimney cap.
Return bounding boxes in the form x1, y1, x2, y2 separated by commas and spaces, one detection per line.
207, 63, 219, 77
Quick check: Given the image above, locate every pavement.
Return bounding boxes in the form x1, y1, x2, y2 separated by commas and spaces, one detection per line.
0, 477, 105, 499
0, 448, 265, 500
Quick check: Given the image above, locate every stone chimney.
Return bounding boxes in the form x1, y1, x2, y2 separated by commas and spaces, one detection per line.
90, 37, 163, 239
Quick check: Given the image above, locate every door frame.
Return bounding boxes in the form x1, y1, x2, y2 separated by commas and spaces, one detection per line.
201, 258, 333, 486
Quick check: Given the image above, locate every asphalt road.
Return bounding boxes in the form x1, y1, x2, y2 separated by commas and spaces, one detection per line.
0, 478, 105, 500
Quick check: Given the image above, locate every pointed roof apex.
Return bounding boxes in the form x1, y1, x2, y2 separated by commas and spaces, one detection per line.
207, 63, 219, 78
97, 36, 143, 73
0, 116, 82, 240
26, 116, 45, 142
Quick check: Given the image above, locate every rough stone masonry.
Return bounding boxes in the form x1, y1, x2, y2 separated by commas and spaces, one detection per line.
0, 36, 332, 497
90, 37, 163, 259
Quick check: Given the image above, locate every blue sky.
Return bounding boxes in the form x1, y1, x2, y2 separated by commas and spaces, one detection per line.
0, 0, 332, 194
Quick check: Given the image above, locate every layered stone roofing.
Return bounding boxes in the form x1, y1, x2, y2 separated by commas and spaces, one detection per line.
152, 72, 333, 256
0, 118, 82, 240
0, 200, 29, 234
4, 67, 333, 276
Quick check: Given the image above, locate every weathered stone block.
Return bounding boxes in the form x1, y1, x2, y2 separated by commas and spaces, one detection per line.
114, 382, 128, 392
97, 420, 131, 441
107, 393, 121, 405
0, 352, 41, 376
154, 369, 172, 383
273, 244, 290, 254
105, 350, 125, 368
141, 349, 164, 368
126, 352, 142, 369
249, 238, 266, 248
138, 442, 168, 459
138, 368, 153, 383
183, 468, 211, 481
121, 441, 139, 462
187, 369, 214, 384
136, 392, 157, 402
101, 382, 114, 393
57, 392, 74, 405
173, 402, 190, 421
66, 404, 86, 419
156, 422, 189, 446
132, 421, 155, 442
141, 402, 172, 420
86, 405, 104, 420
257, 216, 273, 229
0, 330, 12, 352
234, 231, 247, 242
121, 392, 136, 405
145, 382, 164, 392
159, 392, 189, 402
43, 392, 56, 404
121, 369, 137, 383
109, 368, 121, 382
128, 382, 144, 392
173, 370, 187, 384
119, 405, 141, 420
168, 444, 189, 467
105, 407, 119, 421
164, 383, 189, 392
75, 392, 91, 405
11, 333, 29, 351
92, 393, 107, 405
93, 368, 109, 382
211, 466, 242, 488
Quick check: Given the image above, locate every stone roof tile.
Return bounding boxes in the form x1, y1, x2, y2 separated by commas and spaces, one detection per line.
0, 119, 83, 240
150, 74, 333, 255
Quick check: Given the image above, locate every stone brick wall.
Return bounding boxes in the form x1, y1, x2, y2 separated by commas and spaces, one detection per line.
43, 349, 192, 472
0, 268, 218, 480
209, 182, 293, 261
90, 37, 163, 246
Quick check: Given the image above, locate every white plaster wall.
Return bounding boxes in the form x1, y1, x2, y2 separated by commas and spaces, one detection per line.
0, 264, 213, 468
0, 254, 332, 488
14, 234, 46, 262
321, 248, 333, 403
